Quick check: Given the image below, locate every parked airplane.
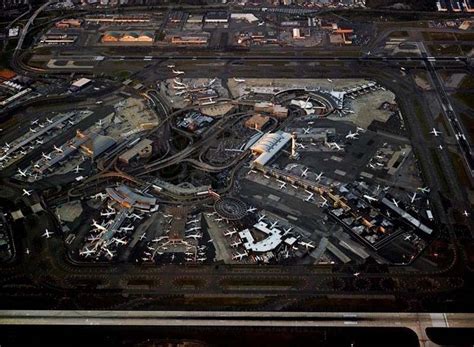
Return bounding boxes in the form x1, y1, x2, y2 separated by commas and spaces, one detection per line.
186, 234, 202, 240
130, 213, 143, 220
463, 210, 470, 217
105, 248, 114, 258
417, 187, 430, 194
301, 168, 309, 177
299, 241, 315, 249
100, 211, 115, 217
230, 241, 242, 248
430, 128, 441, 137
303, 128, 310, 134
172, 69, 185, 75
278, 182, 287, 190
41, 152, 51, 160
232, 251, 248, 261
345, 131, 359, 139
327, 78, 333, 82
257, 214, 266, 222
31, 119, 39, 125
53, 145, 63, 153
363, 195, 377, 202
315, 172, 324, 181
233, 78, 245, 83
392, 199, 399, 208
25, 248, 30, 255
92, 219, 107, 231
80, 247, 94, 257
29, 128, 37, 133
91, 192, 107, 200
167, 64, 175, 68
42, 229, 54, 238
186, 226, 201, 232
17, 168, 27, 177
22, 189, 32, 196
224, 230, 237, 237
304, 192, 314, 202
46, 118, 53, 124
186, 219, 200, 224
112, 237, 127, 245
408, 192, 418, 204
247, 207, 257, 213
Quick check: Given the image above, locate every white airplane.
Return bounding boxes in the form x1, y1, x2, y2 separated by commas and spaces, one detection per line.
278, 182, 287, 190
42, 152, 51, 160
230, 240, 242, 248
130, 213, 143, 220
22, 189, 32, 196
257, 21, 265, 26
46, 118, 53, 124
186, 234, 202, 240
42, 229, 54, 238
408, 192, 418, 204
17, 168, 27, 177
247, 207, 257, 213
303, 128, 310, 134
315, 172, 324, 181
113, 237, 127, 245
31, 119, 39, 125
353, 272, 360, 277
25, 248, 30, 255
233, 78, 245, 83
320, 199, 328, 208
327, 78, 333, 83
139, 232, 146, 240
304, 192, 314, 202
29, 128, 37, 133
100, 211, 115, 217
74, 165, 84, 174
269, 221, 278, 229
346, 131, 359, 140
463, 210, 470, 217
68, 120, 75, 125
38, 123, 45, 128
356, 127, 365, 133
232, 251, 248, 261
36, 139, 43, 145
91, 192, 107, 200
167, 64, 175, 68
327, 142, 342, 151
439, 145, 443, 150
417, 187, 430, 194
257, 214, 266, 222
363, 195, 377, 202
297, 143, 306, 149
172, 69, 185, 75
52, 145, 63, 153
300, 241, 315, 249
197, 257, 206, 261
404, 234, 412, 241
214, 217, 224, 222
430, 128, 441, 137
392, 199, 399, 208
224, 230, 237, 237
301, 168, 309, 177
186, 219, 200, 224
284, 227, 293, 233
105, 248, 114, 258
186, 226, 201, 232
92, 219, 107, 231
80, 247, 94, 257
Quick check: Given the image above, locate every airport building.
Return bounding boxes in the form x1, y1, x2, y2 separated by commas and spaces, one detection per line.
244, 114, 270, 130
118, 139, 153, 164
239, 221, 296, 253
101, 31, 154, 43
168, 35, 208, 46
106, 185, 157, 210
250, 131, 292, 167
204, 12, 229, 23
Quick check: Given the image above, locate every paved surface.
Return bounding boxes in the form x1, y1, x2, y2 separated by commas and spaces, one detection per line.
0, 310, 472, 346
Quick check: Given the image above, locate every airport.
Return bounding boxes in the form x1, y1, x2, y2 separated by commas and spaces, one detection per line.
0, 1, 474, 344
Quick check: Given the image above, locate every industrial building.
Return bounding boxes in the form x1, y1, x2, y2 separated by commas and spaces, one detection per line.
101, 31, 154, 43
204, 12, 229, 24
